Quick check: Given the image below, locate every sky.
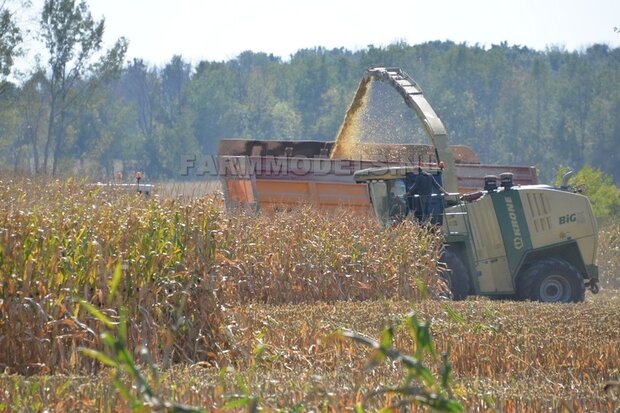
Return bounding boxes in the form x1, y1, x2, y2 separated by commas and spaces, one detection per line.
15, 0, 620, 68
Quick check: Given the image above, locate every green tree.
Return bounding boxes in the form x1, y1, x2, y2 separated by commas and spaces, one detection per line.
124, 59, 164, 176
69, 76, 138, 178
290, 49, 330, 139
1, 39, 619, 182
159, 56, 199, 175
269, 101, 302, 138
189, 60, 242, 154
16, 69, 49, 173
160, 55, 190, 127
0, 0, 23, 80
40, 0, 126, 175
556, 166, 620, 223
0, 82, 22, 169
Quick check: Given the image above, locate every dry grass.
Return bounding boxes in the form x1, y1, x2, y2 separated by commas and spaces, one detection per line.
599, 222, 620, 289
0, 177, 228, 375
155, 180, 221, 199
1, 294, 618, 411
214, 207, 442, 304
207, 292, 619, 411
0, 176, 441, 376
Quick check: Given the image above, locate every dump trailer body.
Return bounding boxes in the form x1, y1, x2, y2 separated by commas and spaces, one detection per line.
220, 156, 390, 212
218, 159, 537, 213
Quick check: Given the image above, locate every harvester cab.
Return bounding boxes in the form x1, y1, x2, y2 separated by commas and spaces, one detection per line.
355, 165, 458, 226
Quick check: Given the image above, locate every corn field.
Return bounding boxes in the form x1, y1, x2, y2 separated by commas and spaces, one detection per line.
599, 223, 620, 289
0, 176, 618, 412
0, 177, 441, 375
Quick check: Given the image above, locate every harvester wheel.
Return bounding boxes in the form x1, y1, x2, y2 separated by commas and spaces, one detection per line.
438, 250, 470, 301
517, 258, 585, 303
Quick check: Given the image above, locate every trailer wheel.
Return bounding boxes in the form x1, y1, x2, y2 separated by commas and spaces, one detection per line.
517, 258, 585, 303
438, 250, 470, 301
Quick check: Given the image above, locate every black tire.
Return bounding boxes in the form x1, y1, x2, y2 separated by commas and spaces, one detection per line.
517, 258, 585, 303
438, 250, 470, 301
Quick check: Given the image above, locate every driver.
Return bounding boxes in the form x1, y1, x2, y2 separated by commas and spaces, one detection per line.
388, 187, 407, 220
408, 167, 447, 220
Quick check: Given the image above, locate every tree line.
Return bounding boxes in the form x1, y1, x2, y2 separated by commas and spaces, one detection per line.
0, 1, 619, 184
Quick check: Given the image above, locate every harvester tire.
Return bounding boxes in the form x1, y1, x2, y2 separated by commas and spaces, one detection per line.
517, 258, 585, 303
438, 250, 470, 301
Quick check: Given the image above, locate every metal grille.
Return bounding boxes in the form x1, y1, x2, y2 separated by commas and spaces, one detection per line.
525, 192, 552, 233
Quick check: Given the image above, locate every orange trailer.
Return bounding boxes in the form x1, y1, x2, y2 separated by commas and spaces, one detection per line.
217, 139, 537, 213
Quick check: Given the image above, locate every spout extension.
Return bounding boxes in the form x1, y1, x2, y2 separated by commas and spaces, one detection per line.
560, 170, 574, 190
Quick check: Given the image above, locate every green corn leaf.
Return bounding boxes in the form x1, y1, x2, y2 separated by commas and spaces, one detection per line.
100, 332, 116, 349
425, 398, 464, 412
379, 326, 394, 350
444, 305, 465, 324
118, 307, 128, 344
412, 365, 436, 387
79, 299, 114, 328
440, 352, 453, 389
223, 396, 252, 409
78, 347, 118, 368
109, 261, 123, 299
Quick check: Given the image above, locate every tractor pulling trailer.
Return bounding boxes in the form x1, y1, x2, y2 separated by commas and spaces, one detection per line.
218, 66, 599, 302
